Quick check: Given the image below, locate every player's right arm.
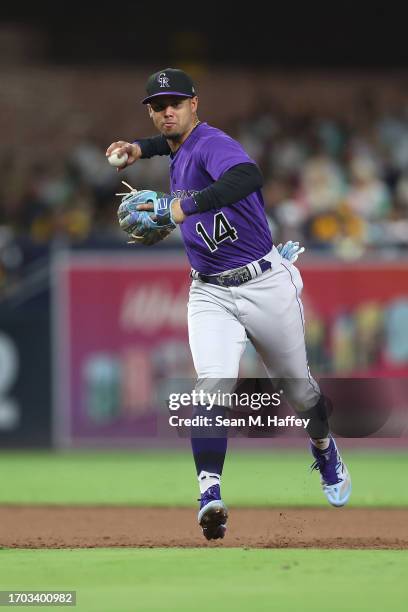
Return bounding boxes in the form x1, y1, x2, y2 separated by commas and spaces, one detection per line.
134, 135, 171, 158
105, 136, 170, 170
105, 140, 142, 168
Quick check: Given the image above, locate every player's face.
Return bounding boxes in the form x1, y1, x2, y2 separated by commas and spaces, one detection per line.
148, 96, 198, 141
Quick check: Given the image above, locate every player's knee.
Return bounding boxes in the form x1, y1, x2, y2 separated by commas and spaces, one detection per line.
194, 376, 238, 408
284, 385, 320, 414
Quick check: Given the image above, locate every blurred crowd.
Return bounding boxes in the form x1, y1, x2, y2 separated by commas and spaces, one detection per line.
234, 96, 408, 259
2, 89, 408, 293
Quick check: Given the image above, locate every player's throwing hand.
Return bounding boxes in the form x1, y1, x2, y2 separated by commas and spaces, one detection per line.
105, 141, 142, 170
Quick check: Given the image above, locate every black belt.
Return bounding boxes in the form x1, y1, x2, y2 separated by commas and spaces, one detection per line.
191, 258, 272, 287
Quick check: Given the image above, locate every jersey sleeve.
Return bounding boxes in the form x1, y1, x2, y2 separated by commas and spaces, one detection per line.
181, 163, 263, 216
134, 135, 171, 158
199, 134, 255, 180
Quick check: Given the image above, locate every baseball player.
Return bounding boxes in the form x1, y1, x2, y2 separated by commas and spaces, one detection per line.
106, 68, 351, 541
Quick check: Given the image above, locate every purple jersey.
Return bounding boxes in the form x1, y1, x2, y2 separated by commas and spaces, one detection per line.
169, 123, 272, 274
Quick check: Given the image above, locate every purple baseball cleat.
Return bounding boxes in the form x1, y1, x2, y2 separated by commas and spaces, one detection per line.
198, 484, 228, 540
311, 437, 352, 507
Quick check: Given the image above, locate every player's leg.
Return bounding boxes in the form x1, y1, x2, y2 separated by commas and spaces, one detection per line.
188, 280, 247, 538
241, 251, 351, 507
240, 254, 320, 410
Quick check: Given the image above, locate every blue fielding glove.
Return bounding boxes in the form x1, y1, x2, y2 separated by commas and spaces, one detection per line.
277, 241, 305, 263
117, 189, 176, 235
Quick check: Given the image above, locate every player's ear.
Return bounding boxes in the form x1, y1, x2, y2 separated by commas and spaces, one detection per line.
147, 104, 154, 119
190, 96, 198, 113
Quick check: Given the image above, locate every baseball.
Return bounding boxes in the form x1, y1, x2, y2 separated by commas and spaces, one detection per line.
108, 150, 129, 167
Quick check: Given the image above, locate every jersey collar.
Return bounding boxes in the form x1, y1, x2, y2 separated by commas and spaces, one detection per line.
170, 122, 206, 160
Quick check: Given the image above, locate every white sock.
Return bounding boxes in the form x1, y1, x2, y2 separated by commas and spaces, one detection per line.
198, 470, 221, 494
311, 437, 330, 451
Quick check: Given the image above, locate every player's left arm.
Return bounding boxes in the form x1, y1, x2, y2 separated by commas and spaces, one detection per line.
179, 162, 263, 218
176, 133, 264, 220
135, 163, 262, 224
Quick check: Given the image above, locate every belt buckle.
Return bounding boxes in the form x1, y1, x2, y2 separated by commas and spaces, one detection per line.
216, 274, 229, 286
236, 268, 251, 285
218, 267, 251, 287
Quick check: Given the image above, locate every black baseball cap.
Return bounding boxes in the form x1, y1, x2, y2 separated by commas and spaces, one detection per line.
142, 68, 197, 104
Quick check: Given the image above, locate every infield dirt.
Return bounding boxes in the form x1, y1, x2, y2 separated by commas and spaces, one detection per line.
0, 507, 407, 549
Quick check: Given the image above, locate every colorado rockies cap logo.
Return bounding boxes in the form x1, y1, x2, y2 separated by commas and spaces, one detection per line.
158, 72, 170, 88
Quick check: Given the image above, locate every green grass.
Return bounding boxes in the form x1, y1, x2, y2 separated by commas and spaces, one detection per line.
0, 548, 407, 612
0, 450, 407, 506
0, 453, 406, 611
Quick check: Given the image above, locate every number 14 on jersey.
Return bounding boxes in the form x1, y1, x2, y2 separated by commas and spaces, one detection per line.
196, 212, 238, 252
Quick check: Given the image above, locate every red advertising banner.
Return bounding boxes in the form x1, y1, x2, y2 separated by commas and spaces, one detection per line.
53, 253, 408, 447
301, 262, 408, 376
53, 253, 192, 446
